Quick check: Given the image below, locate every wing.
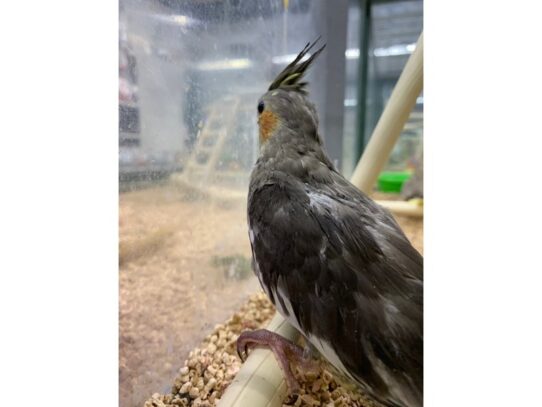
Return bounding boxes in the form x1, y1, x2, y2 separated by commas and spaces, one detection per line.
248, 173, 423, 406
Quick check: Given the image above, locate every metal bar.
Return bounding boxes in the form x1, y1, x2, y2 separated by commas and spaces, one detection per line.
310, 0, 348, 169
354, 0, 372, 162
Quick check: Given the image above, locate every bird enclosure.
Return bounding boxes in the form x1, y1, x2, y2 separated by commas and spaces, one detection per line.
119, 1, 423, 407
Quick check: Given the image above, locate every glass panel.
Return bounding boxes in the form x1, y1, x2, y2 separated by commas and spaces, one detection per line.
365, 0, 424, 173
119, 1, 337, 406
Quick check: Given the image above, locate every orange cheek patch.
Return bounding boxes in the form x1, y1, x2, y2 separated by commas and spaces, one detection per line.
258, 111, 278, 143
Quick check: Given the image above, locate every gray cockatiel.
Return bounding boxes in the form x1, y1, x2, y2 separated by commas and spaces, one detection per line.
237, 40, 423, 407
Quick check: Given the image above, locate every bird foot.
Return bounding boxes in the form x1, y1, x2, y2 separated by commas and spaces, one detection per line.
237, 329, 318, 394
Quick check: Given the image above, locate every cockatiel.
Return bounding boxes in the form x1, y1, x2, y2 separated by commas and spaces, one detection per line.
237, 40, 423, 407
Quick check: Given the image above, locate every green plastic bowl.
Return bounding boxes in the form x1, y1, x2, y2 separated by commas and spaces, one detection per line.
377, 171, 412, 193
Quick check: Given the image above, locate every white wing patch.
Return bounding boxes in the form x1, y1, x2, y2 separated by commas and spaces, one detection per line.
253, 258, 274, 301
307, 191, 336, 211
308, 334, 356, 382
249, 224, 272, 300
364, 338, 418, 407
248, 223, 259, 246
319, 235, 328, 262
274, 285, 300, 328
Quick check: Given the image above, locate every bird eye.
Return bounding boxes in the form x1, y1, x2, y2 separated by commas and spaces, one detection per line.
257, 101, 264, 114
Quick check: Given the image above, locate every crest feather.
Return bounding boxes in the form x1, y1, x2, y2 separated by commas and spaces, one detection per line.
268, 38, 326, 94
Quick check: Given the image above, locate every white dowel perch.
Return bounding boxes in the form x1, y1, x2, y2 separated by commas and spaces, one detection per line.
376, 200, 423, 218
350, 32, 424, 195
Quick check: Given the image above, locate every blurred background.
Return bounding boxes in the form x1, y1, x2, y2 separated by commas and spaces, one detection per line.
119, 0, 423, 406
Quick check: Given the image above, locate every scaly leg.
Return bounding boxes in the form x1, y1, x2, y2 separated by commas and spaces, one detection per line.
236, 329, 318, 394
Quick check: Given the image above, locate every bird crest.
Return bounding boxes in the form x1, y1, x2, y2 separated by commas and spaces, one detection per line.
268, 38, 326, 95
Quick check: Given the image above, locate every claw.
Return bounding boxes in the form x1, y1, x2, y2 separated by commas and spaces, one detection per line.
235, 329, 315, 394
236, 331, 249, 361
